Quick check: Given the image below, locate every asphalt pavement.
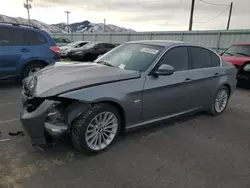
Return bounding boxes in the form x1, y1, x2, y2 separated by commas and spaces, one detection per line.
0, 82, 250, 188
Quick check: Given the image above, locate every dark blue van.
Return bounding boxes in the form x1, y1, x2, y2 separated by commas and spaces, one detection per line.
0, 23, 60, 80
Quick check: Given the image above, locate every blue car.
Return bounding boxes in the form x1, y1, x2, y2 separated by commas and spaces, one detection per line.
0, 22, 60, 80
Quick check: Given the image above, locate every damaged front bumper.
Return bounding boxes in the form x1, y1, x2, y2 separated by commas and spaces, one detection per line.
20, 99, 68, 145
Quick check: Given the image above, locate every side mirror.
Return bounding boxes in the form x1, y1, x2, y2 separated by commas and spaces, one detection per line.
155, 64, 174, 76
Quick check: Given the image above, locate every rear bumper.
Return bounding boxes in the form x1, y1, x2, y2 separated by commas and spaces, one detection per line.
20, 99, 68, 145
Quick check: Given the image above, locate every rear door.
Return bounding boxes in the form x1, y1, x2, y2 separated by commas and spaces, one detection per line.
187, 46, 221, 108
0, 27, 26, 79
22, 30, 53, 66
142, 46, 194, 120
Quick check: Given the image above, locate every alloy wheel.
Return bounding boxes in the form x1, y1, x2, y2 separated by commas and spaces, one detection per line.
85, 111, 118, 151
214, 89, 229, 113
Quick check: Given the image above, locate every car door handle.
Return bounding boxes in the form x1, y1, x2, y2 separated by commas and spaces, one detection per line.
214, 73, 220, 77
184, 78, 192, 82
21, 49, 29, 52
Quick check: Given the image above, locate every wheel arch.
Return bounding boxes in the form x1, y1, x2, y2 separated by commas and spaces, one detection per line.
93, 100, 126, 135
223, 83, 231, 96
63, 98, 126, 135
21, 60, 48, 77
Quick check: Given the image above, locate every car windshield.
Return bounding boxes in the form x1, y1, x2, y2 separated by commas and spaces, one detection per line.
81, 42, 97, 49
66, 41, 82, 47
95, 43, 163, 72
223, 45, 250, 57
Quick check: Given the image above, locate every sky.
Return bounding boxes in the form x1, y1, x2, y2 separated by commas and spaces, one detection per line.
1, 0, 250, 31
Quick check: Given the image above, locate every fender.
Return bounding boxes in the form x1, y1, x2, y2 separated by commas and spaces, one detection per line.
58, 78, 145, 125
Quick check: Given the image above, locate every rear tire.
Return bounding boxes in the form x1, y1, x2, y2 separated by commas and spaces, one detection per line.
207, 86, 229, 116
22, 62, 46, 79
71, 103, 121, 154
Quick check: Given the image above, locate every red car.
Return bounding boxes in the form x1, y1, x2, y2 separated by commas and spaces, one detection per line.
221, 44, 250, 83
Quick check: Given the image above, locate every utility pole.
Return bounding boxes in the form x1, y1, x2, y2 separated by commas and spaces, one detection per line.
227, 2, 233, 30
65, 11, 71, 33
104, 18, 106, 32
24, 0, 32, 26
189, 0, 195, 31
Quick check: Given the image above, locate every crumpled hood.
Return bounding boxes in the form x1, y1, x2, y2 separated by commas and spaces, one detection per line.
32, 62, 140, 97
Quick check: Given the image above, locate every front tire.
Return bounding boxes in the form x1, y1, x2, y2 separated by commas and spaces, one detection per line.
71, 103, 121, 154
208, 86, 229, 116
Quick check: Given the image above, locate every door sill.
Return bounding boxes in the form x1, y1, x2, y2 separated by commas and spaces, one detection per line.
126, 107, 203, 130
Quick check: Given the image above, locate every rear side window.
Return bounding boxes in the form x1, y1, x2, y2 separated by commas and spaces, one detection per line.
0, 27, 25, 46
211, 52, 220, 67
189, 47, 219, 69
24, 30, 47, 45
157, 46, 189, 72
79, 42, 87, 47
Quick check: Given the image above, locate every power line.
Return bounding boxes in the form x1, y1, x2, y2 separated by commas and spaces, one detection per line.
194, 5, 230, 23
200, 0, 230, 7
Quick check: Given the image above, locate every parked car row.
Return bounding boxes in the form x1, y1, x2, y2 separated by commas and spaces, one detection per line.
59, 41, 117, 62
52, 37, 71, 47
0, 22, 119, 80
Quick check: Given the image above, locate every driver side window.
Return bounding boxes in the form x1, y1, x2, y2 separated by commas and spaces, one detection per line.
157, 46, 189, 72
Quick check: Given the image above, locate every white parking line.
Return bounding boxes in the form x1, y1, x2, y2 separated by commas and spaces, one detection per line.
0, 101, 21, 107
0, 118, 19, 125
228, 104, 242, 109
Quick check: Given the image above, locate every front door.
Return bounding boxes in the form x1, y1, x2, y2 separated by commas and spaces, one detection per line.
142, 46, 195, 120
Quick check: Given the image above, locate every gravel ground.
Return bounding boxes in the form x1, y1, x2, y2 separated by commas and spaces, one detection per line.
0, 82, 250, 188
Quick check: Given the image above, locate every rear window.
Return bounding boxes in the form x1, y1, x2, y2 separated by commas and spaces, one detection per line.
0, 27, 25, 46
24, 30, 47, 45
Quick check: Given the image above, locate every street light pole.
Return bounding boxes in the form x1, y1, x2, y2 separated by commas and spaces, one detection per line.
189, 0, 195, 31
24, 0, 32, 26
227, 2, 233, 30
104, 18, 106, 32
65, 11, 71, 33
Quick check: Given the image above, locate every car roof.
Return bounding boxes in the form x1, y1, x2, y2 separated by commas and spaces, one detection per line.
127, 40, 187, 47
0, 23, 41, 32
232, 43, 250, 46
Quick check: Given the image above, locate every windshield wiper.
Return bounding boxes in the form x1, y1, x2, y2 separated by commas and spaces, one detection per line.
236, 52, 249, 57
224, 52, 233, 56
96, 60, 114, 67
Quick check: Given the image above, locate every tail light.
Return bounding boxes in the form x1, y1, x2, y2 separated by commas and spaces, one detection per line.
50, 46, 60, 56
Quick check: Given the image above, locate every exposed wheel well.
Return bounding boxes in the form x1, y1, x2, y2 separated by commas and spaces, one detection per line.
95, 101, 126, 135
223, 84, 231, 96
21, 60, 48, 77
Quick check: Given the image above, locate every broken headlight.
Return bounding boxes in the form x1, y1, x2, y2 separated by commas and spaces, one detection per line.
46, 101, 63, 123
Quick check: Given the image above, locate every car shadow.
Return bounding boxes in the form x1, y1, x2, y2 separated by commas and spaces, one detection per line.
0, 79, 22, 89
33, 112, 206, 158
